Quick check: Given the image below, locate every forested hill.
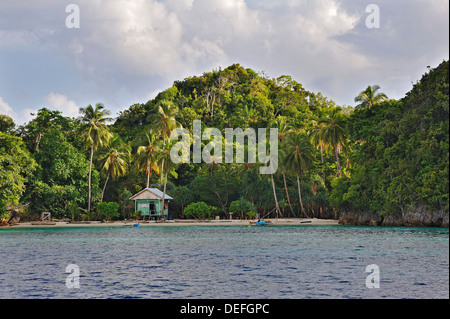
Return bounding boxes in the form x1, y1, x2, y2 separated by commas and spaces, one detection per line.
0, 62, 448, 227
337, 60, 449, 226
114, 64, 316, 142
113, 62, 449, 226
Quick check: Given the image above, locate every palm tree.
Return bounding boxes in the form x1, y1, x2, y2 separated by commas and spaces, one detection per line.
284, 132, 315, 217
97, 134, 130, 203
278, 142, 296, 217
260, 139, 282, 219
310, 105, 330, 184
270, 117, 295, 216
270, 116, 294, 142
79, 103, 113, 212
135, 131, 161, 188
354, 85, 388, 109
318, 107, 347, 178
270, 174, 282, 219
150, 100, 180, 186
159, 139, 176, 220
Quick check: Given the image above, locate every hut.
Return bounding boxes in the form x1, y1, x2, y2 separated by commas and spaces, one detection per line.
129, 188, 173, 220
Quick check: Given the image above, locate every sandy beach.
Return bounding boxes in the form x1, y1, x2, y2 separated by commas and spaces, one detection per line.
1, 218, 340, 229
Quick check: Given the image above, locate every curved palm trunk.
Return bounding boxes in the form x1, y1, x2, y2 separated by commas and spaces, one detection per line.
283, 172, 295, 217
320, 144, 325, 184
146, 165, 153, 189
160, 158, 165, 187
297, 174, 306, 218
161, 171, 168, 221
334, 146, 344, 177
88, 145, 94, 212
271, 174, 281, 219
100, 171, 110, 204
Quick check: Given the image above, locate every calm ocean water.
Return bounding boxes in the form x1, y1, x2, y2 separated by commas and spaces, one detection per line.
0, 225, 448, 299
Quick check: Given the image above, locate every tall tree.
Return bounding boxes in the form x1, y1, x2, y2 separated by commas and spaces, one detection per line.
135, 130, 161, 188
0, 115, 15, 133
0, 132, 36, 217
97, 134, 130, 203
273, 118, 295, 217
79, 103, 112, 212
150, 100, 180, 186
354, 85, 388, 109
283, 132, 315, 217
159, 139, 176, 220
310, 105, 330, 184
318, 107, 347, 178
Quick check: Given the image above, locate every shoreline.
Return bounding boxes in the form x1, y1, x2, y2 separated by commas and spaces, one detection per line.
1, 218, 340, 229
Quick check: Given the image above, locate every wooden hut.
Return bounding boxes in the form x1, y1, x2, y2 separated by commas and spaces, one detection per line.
129, 188, 173, 220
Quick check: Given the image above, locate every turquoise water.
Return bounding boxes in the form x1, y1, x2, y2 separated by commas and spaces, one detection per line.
0, 225, 448, 299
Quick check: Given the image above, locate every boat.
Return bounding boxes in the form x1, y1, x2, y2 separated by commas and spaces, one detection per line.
31, 221, 56, 225
249, 220, 272, 226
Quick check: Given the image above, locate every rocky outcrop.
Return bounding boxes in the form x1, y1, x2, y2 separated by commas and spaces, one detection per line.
339, 206, 449, 228
338, 210, 383, 226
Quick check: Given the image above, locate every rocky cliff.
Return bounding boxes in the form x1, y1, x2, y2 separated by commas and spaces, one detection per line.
339, 206, 449, 228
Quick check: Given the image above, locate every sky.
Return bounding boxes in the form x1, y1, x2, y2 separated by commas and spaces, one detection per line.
0, 0, 448, 126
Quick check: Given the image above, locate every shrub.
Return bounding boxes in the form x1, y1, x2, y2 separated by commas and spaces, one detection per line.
97, 202, 120, 221
184, 202, 216, 219
230, 198, 256, 219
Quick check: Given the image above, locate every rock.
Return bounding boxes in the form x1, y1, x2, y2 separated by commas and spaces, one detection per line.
442, 212, 449, 228
340, 206, 449, 228
339, 210, 382, 226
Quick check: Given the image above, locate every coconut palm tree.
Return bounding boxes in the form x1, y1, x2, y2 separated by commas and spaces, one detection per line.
283, 132, 315, 217
310, 105, 330, 184
270, 117, 296, 216
135, 130, 161, 188
97, 134, 130, 203
79, 103, 113, 212
159, 139, 176, 220
151, 100, 180, 142
278, 143, 296, 217
150, 100, 180, 186
354, 85, 388, 109
270, 116, 294, 142
318, 107, 347, 178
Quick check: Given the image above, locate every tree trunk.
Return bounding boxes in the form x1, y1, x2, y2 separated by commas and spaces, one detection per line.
335, 147, 344, 177
283, 172, 295, 217
146, 165, 153, 189
161, 171, 168, 221
320, 144, 325, 184
297, 174, 306, 218
160, 158, 165, 187
101, 172, 110, 204
271, 174, 281, 219
88, 145, 94, 212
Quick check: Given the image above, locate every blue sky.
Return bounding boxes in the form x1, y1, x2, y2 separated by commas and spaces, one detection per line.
0, 0, 448, 125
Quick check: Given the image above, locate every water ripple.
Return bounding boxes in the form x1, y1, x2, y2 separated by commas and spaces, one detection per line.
0, 225, 448, 299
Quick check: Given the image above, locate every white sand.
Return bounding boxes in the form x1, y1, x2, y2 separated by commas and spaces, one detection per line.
2, 218, 339, 229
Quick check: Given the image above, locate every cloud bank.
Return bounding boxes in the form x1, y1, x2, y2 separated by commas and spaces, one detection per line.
0, 0, 448, 125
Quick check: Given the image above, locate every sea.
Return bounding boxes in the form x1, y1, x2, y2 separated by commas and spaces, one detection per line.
0, 225, 448, 299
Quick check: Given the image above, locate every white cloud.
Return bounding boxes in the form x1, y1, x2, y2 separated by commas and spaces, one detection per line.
19, 108, 39, 126
0, 97, 40, 125
0, 0, 448, 114
44, 92, 79, 118
0, 96, 14, 117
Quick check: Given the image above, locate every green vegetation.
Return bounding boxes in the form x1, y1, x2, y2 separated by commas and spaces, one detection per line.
184, 202, 216, 220
0, 61, 448, 224
97, 202, 120, 221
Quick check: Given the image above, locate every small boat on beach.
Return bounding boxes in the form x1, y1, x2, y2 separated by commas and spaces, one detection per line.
249, 220, 272, 226
31, 221, 56, 225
